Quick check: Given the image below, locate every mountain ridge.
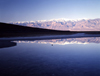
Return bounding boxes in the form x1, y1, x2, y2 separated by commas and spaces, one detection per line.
0, 22, 100, 38
10, 18, 100, 31
0, 22, 72, 37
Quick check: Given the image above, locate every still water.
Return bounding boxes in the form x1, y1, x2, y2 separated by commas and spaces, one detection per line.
0, 37, 100, 76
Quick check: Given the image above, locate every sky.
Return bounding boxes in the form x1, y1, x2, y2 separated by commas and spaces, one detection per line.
0, 0, 100, 22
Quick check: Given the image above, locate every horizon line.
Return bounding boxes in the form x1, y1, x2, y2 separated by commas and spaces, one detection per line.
7, 18, 100, 23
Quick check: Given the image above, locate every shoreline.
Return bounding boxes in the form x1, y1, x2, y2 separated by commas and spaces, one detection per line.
0, 33, 100, 41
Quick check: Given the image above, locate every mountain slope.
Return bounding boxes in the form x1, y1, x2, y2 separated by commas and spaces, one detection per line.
0, 22, 100, 38
12, 18, 100, 31
0, 22, 71, 37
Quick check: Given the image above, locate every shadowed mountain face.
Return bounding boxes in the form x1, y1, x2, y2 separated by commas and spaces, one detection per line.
0, 22, 100, 38
12, 18, 100, 31
0, 22, 72, 37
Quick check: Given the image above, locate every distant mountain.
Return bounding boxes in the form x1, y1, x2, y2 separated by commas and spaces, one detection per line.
11, 18, 100, 31
0, 22, 71, 37
0, 22, 100, 38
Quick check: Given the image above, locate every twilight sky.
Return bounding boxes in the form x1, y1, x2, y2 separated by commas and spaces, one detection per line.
0, 0, 100, 22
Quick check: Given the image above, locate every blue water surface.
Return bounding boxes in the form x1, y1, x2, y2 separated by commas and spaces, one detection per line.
0, 38, 100, 76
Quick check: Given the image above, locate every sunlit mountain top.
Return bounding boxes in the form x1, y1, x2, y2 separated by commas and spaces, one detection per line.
10, 18, 100, 31
10, 18, 90, 23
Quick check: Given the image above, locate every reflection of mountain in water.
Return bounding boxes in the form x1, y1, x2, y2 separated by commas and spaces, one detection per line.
14, 37, 100, 45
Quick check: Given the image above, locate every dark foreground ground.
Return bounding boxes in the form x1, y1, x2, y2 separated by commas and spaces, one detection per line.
0, 22, 100, 37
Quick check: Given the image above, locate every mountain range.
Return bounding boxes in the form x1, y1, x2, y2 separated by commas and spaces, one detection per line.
0, 22, 73, 37
11, 18, 100, 31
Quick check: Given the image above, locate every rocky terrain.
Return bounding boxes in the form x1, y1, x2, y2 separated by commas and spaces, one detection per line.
11, 18, 100, 31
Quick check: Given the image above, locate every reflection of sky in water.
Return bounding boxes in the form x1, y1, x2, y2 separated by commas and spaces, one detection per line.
14, 37, 100, 45
0, 38, 100, 76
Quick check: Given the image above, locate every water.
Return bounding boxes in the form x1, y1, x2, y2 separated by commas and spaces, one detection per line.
0, 37, 100, 76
